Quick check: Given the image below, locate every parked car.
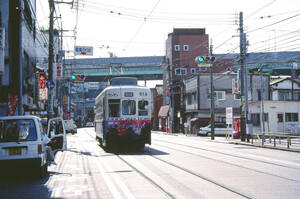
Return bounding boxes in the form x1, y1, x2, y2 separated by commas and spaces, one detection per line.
86, 122, 93, 127
198, 123, 232, 136
190, 118, 209, 134
0, 116, 66, 178
64, 119, 77, 134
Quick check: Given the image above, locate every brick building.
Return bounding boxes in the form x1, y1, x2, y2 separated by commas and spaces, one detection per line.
162, 28, 209, 133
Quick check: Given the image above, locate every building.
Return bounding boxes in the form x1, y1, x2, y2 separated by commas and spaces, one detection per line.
163, 28, 235, 133
163, 28, 209, 133
153, 84, 163, 131
0, 0, 37, 116
184, 73, 270, 130
270, 77, 300, 101
249, 101, 300, 135
249, 77, 300, 135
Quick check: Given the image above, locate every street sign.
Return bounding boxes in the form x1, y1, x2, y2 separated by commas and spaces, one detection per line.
46, 80, 55, 90
232, 79, 239, 94
74, 46, 93, 56
226, 107, 233, 125
197, 63, 212, 67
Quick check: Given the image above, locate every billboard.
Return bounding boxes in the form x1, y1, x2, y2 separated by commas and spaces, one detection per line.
74, 46, 93, 56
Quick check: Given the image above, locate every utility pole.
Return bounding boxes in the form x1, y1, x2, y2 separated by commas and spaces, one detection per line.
47, 0, 55, 119
260, 66, 266, 134
210, 42, 215, 140
239, 12, 246, 141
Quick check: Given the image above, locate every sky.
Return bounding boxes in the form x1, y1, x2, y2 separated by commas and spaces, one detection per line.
36, 0, 300, 60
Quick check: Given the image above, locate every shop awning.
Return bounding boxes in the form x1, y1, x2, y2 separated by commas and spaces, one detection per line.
190, 117, 211, 122
158, 105, 169, 118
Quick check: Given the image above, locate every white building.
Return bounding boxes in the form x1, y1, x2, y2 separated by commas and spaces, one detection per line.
249, 77, 300, 135
249, 101, 300, 135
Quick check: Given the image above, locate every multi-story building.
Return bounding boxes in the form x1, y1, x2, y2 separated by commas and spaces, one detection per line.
184, 73, 270, 133
163, 28, 234, 133
0, 0, 37, 116
163, 28, 209, 133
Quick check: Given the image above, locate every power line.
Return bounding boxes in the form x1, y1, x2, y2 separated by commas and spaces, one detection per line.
121, 0, 161, 55
245, 0, 277, 19
247, 13, 300, 33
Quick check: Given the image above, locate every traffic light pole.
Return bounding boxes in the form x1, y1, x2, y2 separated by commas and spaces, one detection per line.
210, 44, 215, 140
195, 54, 216, 140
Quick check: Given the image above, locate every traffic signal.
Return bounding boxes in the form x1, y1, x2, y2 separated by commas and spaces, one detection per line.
195, 56, 216, 64
72, 74, 85, 82
195, 56, 216, 67
196, 56, 204, 63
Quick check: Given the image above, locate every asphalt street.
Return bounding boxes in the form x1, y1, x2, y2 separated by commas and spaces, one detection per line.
1, 128, 300, 199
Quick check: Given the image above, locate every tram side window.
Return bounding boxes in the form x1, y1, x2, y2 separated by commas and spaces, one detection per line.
138, 100, 149, 116
108, 99, 120, 117
122, 100, 136, 115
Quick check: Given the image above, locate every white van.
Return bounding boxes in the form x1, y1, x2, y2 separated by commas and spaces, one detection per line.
0, 116, 66, 178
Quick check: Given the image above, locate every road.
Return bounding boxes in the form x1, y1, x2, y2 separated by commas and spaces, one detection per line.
1, 128, 300, 199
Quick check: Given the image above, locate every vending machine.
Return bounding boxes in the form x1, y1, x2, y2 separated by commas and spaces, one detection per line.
233, 117, 240, 139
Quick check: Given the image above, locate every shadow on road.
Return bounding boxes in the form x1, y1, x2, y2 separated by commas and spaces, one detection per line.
0, 171, 53, 198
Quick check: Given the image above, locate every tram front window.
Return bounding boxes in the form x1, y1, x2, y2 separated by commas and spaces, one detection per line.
138, 100, 149, 116
122, 100, 136, 115
108, 99, 120, 117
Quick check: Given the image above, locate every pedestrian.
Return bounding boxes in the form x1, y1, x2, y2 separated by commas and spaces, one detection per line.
184, 122, 189, 135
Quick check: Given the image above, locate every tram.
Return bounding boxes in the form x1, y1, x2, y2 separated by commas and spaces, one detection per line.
94, 77, 151, 150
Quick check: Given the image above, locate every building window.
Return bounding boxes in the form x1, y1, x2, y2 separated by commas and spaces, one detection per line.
278, 91, 290, 101
190, 68, 196, 74
234, 94, 241, 100
174, 45, 180, 51
257, 90, 261, 101
175, 68, 187, 76
187, 92, 196, 105
285, 113, 298, 122
183, 45, 189, 51
215, 91, 225, 100
175, 68, 181, 75
251, 113, 268, 126
181, 68, 187, 75
294, 92, 300, 101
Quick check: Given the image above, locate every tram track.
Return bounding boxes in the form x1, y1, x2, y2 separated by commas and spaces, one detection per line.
83, 129, 300, 198
152, 142, 300, 184
116, 155, 176, 199
139, 149, 256, 199
84, 128, 255, 198
83, 128, 176, 199
153, 138, 300, 171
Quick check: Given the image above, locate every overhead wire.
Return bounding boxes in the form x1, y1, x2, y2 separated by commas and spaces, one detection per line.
121, 0, 161, 55
245, 0, 277, 19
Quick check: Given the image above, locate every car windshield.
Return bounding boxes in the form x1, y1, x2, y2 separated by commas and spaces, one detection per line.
0, 119, 37, 142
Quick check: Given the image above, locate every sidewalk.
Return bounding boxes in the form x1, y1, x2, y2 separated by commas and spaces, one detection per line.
152, 131, 300, 153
